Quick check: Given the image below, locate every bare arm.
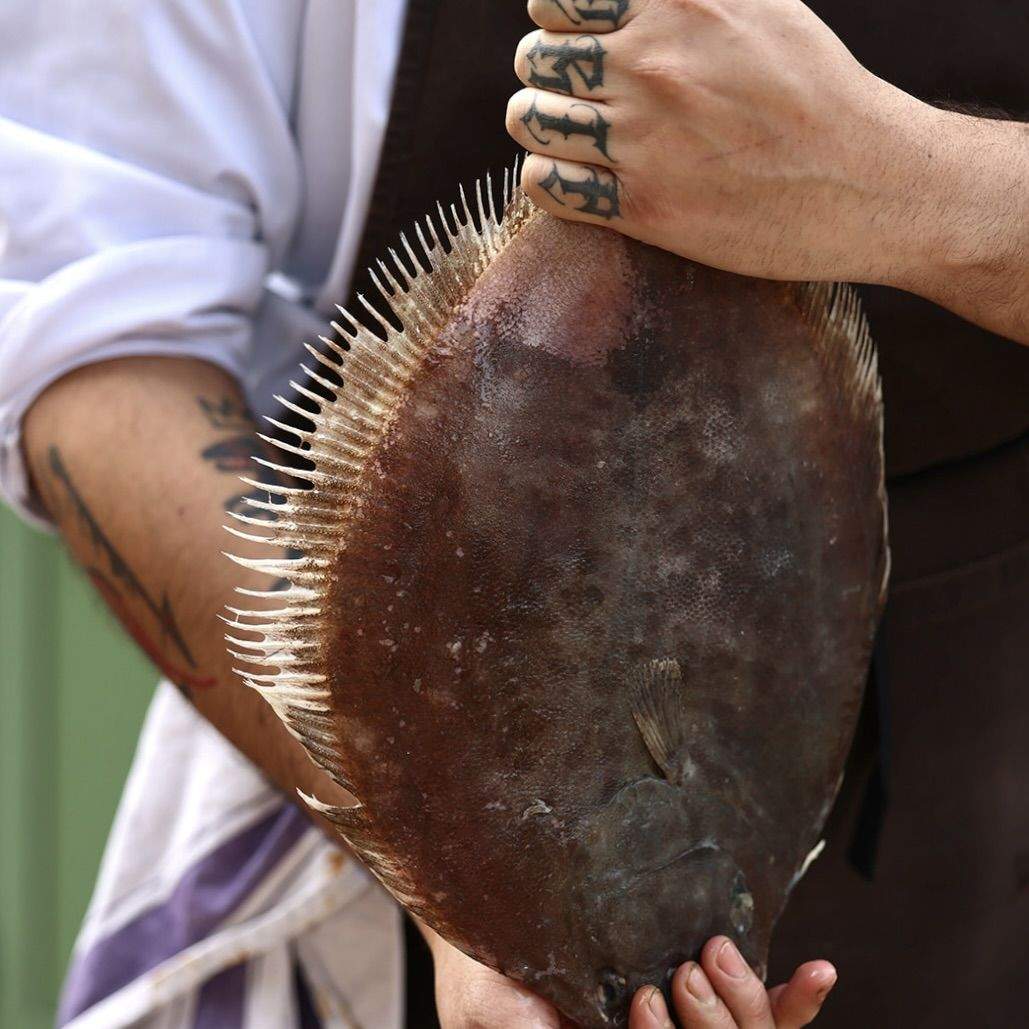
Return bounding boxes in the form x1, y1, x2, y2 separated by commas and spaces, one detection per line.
895, 107, 1029, 343
23, 355, 350, 828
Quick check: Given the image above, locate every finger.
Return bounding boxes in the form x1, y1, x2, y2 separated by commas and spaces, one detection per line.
699, 938, 775, 1028
521, 154, 628, 228
527, 0, 639, 33
506, 88, 617, 165
769, 961, 837, 1028
629, 985, 675, 1029
514, 30, 617, 99
670, 962, 738, 1028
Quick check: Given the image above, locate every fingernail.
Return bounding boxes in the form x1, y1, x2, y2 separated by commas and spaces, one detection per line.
815, 968, 838, 1002
716, 940, 748, 979
645, 986, 670, 1022
685, 963, 716, 1005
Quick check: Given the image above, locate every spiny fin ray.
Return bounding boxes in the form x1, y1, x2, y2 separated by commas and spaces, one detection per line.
225, 167, 539, 909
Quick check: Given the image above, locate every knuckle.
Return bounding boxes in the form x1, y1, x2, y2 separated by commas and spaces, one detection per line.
614, 171, 645, 219
610, 102, 642, 147
526, 0, 552, 25
735, 983, 772, 1021
505, 93, 527, 138
513, 29, 542, 76
626, 48, 693, 94
520, 153, 550, 192
673, 0, 726, 17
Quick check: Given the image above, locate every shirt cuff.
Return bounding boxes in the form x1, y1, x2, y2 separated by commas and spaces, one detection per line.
0, 234, 267, 529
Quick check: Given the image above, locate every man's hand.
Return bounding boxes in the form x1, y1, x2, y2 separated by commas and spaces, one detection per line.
430, 931, 571, 1028
426, 926, 835, 1028
507, 0, 1029, 343
630, 938, 835, 1029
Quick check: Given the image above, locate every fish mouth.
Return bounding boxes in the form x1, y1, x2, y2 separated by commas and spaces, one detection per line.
595, 968, 628, 1016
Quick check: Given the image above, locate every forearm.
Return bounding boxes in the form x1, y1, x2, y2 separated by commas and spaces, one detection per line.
868, 94, 1029, 343
23, 356, 351, 829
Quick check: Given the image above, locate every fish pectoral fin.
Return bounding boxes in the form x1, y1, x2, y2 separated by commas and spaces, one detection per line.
629, 658, 692, 785
298, 789, 369, 833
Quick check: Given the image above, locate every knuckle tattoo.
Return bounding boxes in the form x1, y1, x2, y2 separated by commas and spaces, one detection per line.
521, 97, 613, 159
542, 0, 631, 29
525, 34, 607, 94
536, 161, 621, 219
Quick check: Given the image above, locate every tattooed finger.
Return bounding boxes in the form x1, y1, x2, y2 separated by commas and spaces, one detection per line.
522, 154, 625, 223
506, 88, 617, 164
527, 0, 637, 34
514, 30, 615, 99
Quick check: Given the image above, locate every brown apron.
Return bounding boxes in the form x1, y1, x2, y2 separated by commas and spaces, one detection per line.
332, 2, 1029, 1024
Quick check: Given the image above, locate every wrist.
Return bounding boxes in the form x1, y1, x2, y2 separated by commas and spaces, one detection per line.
415, 918, 446, 961
858, 88, 1029, 333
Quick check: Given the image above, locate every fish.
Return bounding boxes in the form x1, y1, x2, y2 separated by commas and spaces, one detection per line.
226, 166, 888, 1028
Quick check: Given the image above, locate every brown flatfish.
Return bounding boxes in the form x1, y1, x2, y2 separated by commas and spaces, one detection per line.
227, 169, 888, 1027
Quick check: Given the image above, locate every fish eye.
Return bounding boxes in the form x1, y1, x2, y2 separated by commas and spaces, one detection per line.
596, 969, 626, 1008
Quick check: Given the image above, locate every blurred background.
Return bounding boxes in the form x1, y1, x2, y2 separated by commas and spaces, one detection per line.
1, 505, 154, 1028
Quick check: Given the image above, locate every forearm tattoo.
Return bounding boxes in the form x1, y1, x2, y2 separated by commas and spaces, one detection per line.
539, 162, 621, 219
197, 394, 282, 520
548, 0, 629, 28
527, 35, 605, 94
197, 393, 303, 589
522, 97, 612, 159
46, 446, 215, 695
197, 394, 254, 432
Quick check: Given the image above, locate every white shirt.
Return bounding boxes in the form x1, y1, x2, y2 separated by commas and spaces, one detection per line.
0, 2, 413, 1026
0, 0, 405, 527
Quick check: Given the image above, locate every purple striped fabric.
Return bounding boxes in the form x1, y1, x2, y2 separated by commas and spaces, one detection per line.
58, 803, 309, 1025
193, 961, 247, 1028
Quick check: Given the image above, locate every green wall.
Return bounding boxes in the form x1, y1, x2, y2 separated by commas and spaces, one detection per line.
1, 504, 154, 1028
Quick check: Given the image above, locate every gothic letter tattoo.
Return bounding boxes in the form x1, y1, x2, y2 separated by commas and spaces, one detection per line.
547, 0, 629, 28
521, 98, 612, 159
197, 394, 254, 432
527, 35, 605, 95
196, 393, 304, 586
200, 433, 282, 520
538, 162, 621, 219
47, 446, 215, 694
197, 394, 294, 521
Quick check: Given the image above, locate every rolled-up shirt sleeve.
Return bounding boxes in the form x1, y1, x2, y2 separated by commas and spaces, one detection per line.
0, 0, 303, 527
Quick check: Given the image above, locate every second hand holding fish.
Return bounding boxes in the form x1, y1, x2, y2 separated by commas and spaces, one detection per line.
426, 922, 836, 1028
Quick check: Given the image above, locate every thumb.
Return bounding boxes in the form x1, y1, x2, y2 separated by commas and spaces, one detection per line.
769, 961, 837, 1027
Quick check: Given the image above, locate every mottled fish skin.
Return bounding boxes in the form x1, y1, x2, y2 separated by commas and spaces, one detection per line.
228, 174, 887, 1028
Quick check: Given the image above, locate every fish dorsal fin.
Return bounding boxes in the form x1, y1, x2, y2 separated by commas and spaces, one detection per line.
224, 164, 540, 829
796, 280, 890, 606
630, 658, 693, 785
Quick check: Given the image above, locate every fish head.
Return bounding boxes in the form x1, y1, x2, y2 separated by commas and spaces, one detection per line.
553, 778, 768, 1026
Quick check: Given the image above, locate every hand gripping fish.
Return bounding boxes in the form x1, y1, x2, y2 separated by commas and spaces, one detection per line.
227, 168, 888, 1028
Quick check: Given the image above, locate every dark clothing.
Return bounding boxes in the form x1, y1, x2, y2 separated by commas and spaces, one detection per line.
772, 434, 1029, 1026
806, 0, 1029, 476
345, 2, 1029, 1025
404, 913, 441, 1029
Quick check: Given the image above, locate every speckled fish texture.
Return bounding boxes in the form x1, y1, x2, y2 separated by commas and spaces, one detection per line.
228, 172, 888, 1028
